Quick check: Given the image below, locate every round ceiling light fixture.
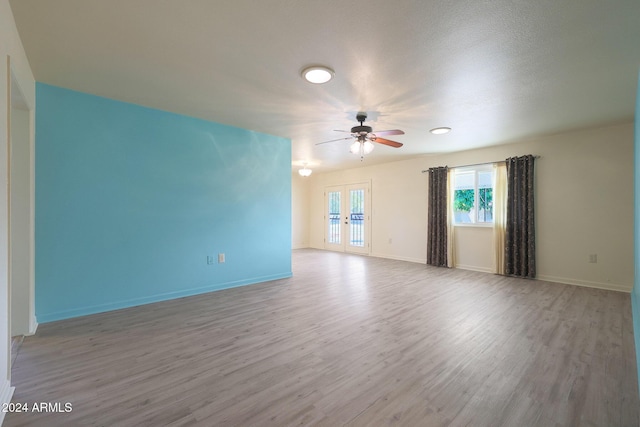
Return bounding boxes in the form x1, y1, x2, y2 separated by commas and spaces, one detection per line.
298, 163, 312, 177
430, 127, 451, 135
301, 66, 335, 84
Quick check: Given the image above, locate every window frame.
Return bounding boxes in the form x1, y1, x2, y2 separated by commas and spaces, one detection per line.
452, 165, 495, 227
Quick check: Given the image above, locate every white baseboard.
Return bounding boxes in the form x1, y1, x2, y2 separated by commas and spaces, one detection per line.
537, 274, 632, 293
28, 318, 38, 336
297, 249, 632, 293
371, 253, 426, 264
455, 264, 494, 274
451, 267, 630, 293
0, 380, 15, 426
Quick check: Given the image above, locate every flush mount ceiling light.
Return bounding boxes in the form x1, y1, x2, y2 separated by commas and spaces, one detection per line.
301, 66, 335, 84
298, 163, 312, 177
430, 127, 451, 135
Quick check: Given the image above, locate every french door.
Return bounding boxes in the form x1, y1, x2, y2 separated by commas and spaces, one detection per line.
324, 182, 370, 254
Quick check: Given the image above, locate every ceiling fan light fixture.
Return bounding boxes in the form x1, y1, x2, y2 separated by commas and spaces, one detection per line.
349, 140, 375, 157
349, 140, 361, 154
363, 140, 375, 154
316, 112, 403, 161
430, 127, 451, 135
301, 66, 335, 84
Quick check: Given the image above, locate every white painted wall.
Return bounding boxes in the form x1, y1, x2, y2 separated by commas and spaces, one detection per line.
308, 160, 429, 263
292, 173, 310, 249
307, 122, 634, 292
0, 0, 36, 421
453, 226, 493, 273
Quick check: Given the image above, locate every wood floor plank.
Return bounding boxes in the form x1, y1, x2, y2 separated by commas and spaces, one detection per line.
5, 249, 640, 426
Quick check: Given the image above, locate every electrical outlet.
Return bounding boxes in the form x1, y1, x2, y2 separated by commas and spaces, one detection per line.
588, 254, 597, 264
218, 253, 225, 263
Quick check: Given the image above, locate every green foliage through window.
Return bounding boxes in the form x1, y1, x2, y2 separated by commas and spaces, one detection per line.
454, 189, 474, 212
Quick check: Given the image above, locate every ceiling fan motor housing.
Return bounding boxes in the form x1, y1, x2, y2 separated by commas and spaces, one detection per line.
351, 125, 373, 135
352, 112, 371, 134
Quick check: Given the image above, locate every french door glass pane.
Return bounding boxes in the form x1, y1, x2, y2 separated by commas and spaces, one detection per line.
328, 191, 341, 244
349, 189, 364, 247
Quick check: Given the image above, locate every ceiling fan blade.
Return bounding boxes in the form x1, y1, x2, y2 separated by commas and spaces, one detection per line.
333, 129, 352, 133
374, 129, 405, 136
373, 137, 403, 148
315, 136, 354, 145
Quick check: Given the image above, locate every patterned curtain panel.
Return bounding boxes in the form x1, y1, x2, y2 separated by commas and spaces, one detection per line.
427, 166, 448, 267
505, 155, 536, 278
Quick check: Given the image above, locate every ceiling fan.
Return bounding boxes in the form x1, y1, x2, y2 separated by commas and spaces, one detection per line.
316, 112, 404, 160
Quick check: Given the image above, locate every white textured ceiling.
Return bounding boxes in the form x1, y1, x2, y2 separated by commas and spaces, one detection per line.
9, 0, 640, 172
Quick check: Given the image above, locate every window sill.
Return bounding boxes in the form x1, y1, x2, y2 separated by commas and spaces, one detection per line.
453, 223, 494, 228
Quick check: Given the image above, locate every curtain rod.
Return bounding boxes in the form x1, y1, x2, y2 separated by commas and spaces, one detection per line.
421, 155, 540, 173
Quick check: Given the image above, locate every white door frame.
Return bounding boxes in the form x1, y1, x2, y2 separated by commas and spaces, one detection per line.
7, 59, 37, 344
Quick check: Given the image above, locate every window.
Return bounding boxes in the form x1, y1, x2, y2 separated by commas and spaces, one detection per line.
453, 166, 494, 224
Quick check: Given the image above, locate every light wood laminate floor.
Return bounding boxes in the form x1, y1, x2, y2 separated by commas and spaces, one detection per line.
6, 249, 640, 426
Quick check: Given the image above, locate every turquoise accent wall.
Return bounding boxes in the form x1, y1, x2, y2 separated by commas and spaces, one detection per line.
634, 70, 640, 391
35, 83, 291, 322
